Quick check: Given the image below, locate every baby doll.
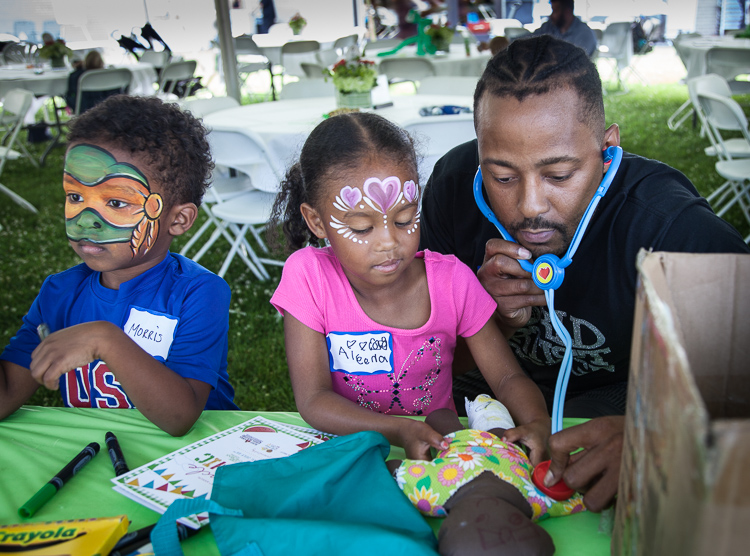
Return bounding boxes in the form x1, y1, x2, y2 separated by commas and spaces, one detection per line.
388, 396, 585, 556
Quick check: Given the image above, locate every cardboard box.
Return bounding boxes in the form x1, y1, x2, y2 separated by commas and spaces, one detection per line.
613, 250, 750, 556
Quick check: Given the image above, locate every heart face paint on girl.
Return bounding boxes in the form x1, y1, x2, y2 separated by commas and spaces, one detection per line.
64, 144, 164, 257
330, 176, 420, 243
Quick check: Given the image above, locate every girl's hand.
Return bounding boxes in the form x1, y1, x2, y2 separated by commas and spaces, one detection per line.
399, 419, 448, 460
502, 418, 550, 466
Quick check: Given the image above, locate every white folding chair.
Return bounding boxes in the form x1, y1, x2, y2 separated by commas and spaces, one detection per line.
402, 115, 476, 183
279, 79, 336, 100
597, 21, 635, 92
666, 33, 702, 131
417, 76, 478, 96
706, 46, 750, 95
280, 40, 320, 75
300, 62, 328, 79
378, 58, 436, 88
158, 60, 198, 98
235, 35, 275, 98
689, 74, 750, 161
74, 68, 132, 115
2, 42, 38, 65
189, 128, 286, 279
139, 50, 171, 69
318, 34, 359, 67
695, 90, 750, 239
0, 88, 38, 213
503, 27, 531, 43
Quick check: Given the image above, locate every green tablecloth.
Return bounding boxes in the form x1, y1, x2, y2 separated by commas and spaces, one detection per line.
0, 407, 611, 554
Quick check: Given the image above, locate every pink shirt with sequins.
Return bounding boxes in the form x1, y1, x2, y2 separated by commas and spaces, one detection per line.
271, 247, 496, 415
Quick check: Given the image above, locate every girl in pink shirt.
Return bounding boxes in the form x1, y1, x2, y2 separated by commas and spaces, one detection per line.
269, 112, 550, 463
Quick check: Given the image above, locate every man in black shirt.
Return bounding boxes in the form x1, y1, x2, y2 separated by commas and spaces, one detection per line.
420, 35, 749, 510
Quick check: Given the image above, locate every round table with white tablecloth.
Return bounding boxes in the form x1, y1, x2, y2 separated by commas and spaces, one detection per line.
679, 36, 750, 80
201, 94, 477, 185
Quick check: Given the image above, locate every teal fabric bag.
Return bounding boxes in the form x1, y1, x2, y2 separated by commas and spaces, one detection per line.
152, 431, 439, 556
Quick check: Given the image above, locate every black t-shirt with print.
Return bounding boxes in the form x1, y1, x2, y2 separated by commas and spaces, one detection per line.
420, 140, 750, 396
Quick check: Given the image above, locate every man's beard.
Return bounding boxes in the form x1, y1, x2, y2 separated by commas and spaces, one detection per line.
507, 216, 573, 258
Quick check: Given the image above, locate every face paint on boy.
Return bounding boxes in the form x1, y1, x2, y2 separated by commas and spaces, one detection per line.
64, 144, 163, 257
330, 176, 420, 238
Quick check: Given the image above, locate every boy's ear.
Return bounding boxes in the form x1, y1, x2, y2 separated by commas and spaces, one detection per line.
165, 202, 198, 237
300, 202, 327, 239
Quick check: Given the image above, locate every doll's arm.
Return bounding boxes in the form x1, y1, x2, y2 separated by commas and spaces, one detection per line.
283, 314, 446, 460
464, 318, 550, 465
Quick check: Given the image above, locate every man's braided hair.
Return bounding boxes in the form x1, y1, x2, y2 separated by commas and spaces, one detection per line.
473, 35, 605, 142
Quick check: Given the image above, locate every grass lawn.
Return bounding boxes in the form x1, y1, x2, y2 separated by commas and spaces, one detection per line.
0, 82, 748, 413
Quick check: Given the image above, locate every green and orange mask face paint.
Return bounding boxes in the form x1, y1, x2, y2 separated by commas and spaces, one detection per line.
64, 144, 164, 257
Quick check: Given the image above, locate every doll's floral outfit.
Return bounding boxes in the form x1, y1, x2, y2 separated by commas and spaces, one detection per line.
396, 429, 585, 520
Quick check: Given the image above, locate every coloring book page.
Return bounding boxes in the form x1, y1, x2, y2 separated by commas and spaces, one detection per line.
112, 417, 334, 528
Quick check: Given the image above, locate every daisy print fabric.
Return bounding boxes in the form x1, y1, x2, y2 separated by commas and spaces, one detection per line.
395, 429, 585, 520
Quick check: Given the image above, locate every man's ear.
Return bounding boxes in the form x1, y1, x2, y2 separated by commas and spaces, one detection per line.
300, 202, 327, 240
166, 202, 198, 237
603, 124, 620, 150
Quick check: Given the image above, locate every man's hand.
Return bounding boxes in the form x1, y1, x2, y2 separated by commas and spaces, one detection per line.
477, 238, 546, 336
545, 416, 625, 512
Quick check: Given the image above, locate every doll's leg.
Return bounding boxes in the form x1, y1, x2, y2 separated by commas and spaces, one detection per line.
426, 408, 464, 435
439, 472, 554, 556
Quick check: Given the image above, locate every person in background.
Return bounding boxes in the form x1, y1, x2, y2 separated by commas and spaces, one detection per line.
532, 0, 597, 57
419, 35, 749, 510
65, 51, 113, 114
0, 96, 238, 436
478, 35, 509, 56
258, 0, 276, 34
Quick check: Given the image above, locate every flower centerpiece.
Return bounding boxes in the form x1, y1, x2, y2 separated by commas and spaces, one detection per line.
288, 13, 307, 35
327, 57, 377, 109
38, 37, 73, 68
425, 24, 455, 53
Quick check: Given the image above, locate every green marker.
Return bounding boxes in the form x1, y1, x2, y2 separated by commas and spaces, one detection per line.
18, 442, 100, 518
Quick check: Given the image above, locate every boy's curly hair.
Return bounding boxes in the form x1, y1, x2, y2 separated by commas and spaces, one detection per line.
66, 95, 214, 207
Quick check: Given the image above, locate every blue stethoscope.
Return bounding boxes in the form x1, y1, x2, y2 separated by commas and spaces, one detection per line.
473, 146, 623, 434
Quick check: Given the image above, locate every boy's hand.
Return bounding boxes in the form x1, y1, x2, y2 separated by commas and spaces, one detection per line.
502, 418, 550, 466
30, 322, 113, 389
399, 419, 448, 460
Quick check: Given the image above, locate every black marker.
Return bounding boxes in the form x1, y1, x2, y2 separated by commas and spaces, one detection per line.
18, 442, 100, 518
106, 431, 130, 476
109, 521, 195, 556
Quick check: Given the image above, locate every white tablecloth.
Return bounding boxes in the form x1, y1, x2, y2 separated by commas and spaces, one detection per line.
0, 66, 68, 98
369, 43, 491, 78
0, 62, 158, 100
202, 94, 476, 186
680, 36, 750, 80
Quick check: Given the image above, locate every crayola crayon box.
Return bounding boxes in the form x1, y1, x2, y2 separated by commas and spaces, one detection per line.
0, 515, 128, 555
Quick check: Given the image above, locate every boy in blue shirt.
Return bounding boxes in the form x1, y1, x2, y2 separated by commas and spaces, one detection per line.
0, 95, 238, 436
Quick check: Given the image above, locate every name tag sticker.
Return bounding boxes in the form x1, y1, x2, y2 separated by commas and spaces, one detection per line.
123, 306, 178, 361
327, 331, 394, 375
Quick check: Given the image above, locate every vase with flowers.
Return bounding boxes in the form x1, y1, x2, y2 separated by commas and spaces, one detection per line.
38, 37, 73, 68
425, 24, 455, 53
288, 13, 307, 35
327, 57, 377, 109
